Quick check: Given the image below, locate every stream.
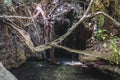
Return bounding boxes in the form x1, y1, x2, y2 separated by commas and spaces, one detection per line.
10, 59, 114, 80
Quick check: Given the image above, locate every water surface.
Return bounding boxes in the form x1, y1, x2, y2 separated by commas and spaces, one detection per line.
10, 60, 113, 80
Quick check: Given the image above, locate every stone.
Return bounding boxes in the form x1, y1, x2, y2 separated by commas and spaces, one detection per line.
0, 62, 17, 80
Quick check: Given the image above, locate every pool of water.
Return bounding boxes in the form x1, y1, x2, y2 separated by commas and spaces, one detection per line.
10, 60, 114, 80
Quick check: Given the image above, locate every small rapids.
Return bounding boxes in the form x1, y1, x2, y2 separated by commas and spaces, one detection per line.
56, 59, 87, 67
57, 61, 85, 66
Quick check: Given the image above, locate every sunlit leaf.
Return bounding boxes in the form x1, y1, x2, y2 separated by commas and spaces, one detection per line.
103, 43, 107, 48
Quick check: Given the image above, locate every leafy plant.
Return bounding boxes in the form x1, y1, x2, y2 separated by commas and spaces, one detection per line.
96, 28, 120, 64
109, 37, 120, 64
96, 29, 108, 41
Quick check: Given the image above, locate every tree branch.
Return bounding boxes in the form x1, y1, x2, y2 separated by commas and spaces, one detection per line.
52, 44, 99, 57
0, 15, 31, 19
6, 21, 51, 52
86, 11, 120, 27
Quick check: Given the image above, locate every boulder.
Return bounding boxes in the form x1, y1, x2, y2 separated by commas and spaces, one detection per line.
0, 62, 17, 80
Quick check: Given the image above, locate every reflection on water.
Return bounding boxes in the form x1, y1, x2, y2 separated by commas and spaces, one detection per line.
10, 60, 113, 80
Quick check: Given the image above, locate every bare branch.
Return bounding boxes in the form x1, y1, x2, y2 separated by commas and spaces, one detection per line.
85, 11, 120, 27
52, 44, 99, 57
0, 15, 31, 19
7, 21, 52, 52
33, 3, 49, 25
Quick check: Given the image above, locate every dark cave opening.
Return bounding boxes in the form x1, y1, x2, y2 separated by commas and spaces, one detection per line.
45, 21, 93, 60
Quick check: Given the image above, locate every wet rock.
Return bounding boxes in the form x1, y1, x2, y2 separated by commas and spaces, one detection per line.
0, 62, 17, 80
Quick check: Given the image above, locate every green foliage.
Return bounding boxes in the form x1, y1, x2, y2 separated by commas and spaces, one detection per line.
96, 29, 120, 64
89, 0, 120, 64
96, 29, 108, 41
109, 37, 120, 64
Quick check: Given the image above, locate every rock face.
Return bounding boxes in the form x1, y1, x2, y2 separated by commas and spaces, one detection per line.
0, 22, 46, 69
0, 25, 26, 69
0, 62, 17, 80
0, 2, 46, 68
